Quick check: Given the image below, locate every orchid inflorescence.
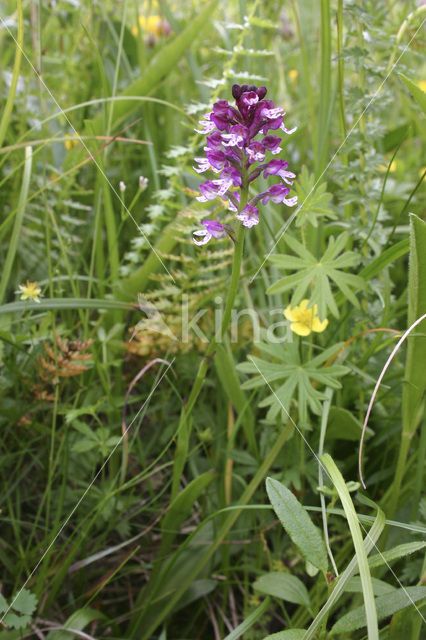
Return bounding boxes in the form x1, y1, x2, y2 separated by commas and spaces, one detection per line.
192, 83, 297, 245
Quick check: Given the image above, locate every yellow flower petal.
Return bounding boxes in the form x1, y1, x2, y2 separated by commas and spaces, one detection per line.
284, 299, 328, 336
284, 305, 297, 322
291, 322, 312, 336
311, 317, 329, 333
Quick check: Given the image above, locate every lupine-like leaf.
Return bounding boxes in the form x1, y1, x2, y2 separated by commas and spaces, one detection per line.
294, 166, 336, 227
237, 339, 349, 424
267, 233, 366, 318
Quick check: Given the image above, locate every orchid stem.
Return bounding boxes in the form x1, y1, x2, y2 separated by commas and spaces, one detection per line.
171, 219, 246, 500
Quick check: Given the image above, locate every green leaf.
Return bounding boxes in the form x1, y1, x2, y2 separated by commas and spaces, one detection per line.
399, 73, 426, 115
326, 406, 374, 441
262, 631, 306, 640
294, 166, 336, 227
253, 572, 310, 607
9, 590, 37, 616
222, 598, 271, 640
214, 343, 256, 455
331, 587, 426, 634
0, 298, 131, 315
388, 607, 423, 640
238, 338, 349, 424
266, 478, 328, 573
302, 500, 385, 640
0, 594, 8, 613
403, 214, 426, 434
367, 541, 426, 569
267, 233, 365, 318
172, 579, 217, 613
160, 470, 216, 557
46, 608, 104, 640
71, 440, 97, 453
320, 454, 379, 640
344, 576, 396, 596
2, 613, 31, 630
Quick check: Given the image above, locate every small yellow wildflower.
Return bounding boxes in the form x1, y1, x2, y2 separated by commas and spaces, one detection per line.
288, 69, 299, 82
378, 159, 397, 172
64, 133, 79, 150
131, 15, 170, 38
418, 80, 426, 93
284, 299, 328, 336
17, 280, 43, 303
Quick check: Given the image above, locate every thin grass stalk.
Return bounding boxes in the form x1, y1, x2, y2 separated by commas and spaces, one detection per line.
0, 0, 23, 148
318, 388, 339, 577
291, 0, 317, 159
301, 501, 385, 639
0, 146, 32, 304
316, 0, 332, 178
105, 0, 127, 142
320, 454, 379, 640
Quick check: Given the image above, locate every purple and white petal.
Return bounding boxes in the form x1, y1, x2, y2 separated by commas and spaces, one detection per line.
283, 195, 298, 207
281, 124, 297, 135
193, 157, 211, 173
236, 205, 259, 228
261, 184, 291, 204
206, 149, 228, 171
195, 113, 215, 135
246, 142, 265, 163
192, 229, 211, 245
196, 180, 222, 202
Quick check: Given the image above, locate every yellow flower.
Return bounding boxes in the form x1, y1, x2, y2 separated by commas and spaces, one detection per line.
418, 80, 426, 93
288, 69, 299, 82
17, 280, 42, 303
64, 133, 79, 150
284, 299, 328, 336
132, 15, 170, 37
378, 159, 397, 172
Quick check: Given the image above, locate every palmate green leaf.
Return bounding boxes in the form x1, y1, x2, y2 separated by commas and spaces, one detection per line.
294, 166, 336, 227
266, 478, 328, 573
267, 233, 366, 319
237, 341, 349, 424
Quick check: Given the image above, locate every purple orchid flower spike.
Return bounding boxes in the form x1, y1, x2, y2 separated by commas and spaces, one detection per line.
192, 83, 297, 245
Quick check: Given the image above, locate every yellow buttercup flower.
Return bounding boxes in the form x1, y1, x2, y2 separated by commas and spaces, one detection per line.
64, 133, 79, 150
131, 15, 170, 38
284, 299, 328, 336
17, 280, 43, 303
418, 80, 426, 93
378, 159, 397, 172
289, 69, 299, 82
